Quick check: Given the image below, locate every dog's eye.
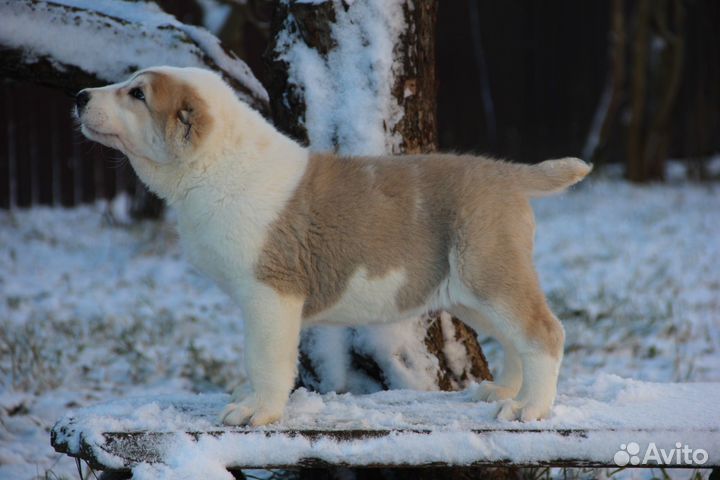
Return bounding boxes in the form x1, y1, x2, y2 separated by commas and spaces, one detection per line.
129, 88, 145, 102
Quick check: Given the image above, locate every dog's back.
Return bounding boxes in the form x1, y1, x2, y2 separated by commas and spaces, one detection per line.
256, 153, 590, 324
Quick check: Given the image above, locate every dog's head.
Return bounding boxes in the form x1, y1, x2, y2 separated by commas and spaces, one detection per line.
76, 66, 235, 196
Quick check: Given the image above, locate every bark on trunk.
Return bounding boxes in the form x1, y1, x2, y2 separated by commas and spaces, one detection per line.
627, 0, 651, 182
266, 0, 438, 153
642, 0, 685, 180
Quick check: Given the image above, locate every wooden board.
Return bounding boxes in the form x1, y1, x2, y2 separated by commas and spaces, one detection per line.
50, 382, 720, 473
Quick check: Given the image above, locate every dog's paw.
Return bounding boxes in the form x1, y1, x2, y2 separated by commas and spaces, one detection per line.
219, 396, 284, 427
473, 381, 519, 402
496, 399, 551, 422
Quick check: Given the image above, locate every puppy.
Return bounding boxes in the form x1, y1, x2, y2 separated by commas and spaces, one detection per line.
76, 66, 591, 426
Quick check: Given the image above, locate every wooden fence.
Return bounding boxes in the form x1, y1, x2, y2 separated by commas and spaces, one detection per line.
0, 81, 139, 209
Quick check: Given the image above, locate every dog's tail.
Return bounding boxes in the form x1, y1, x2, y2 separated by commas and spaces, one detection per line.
516, 157, 592, 197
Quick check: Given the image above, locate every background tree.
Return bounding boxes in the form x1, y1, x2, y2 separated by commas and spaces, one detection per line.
584, 0, 687, 182
265, 1, 494, 478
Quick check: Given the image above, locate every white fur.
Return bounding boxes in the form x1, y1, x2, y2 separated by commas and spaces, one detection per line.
305, 268, 417, 325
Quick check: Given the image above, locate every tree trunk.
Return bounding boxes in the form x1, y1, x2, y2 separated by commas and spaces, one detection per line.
642, 0, 685, 180
266, 3, 495, 477
584, 0, 627, 166
626, 0, 686, 182
627, 0, 651, 182
586, 0, 686, 182
265, 0, 492, 411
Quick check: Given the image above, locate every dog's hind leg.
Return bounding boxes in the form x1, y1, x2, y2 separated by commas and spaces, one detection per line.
490, 298, 563, 422
459, 290, 563, 421
454, 197, 564, 421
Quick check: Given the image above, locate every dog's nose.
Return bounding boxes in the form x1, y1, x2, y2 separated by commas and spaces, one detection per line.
75, 90, 90, 114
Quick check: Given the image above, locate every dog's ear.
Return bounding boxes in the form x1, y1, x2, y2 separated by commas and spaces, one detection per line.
174, 92, 211, 147
176, 104, 194, 142
147, 71, 213, 159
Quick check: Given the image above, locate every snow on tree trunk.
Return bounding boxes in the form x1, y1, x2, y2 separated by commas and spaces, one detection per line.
267, 0, 492, 396
0, 0, 269, 114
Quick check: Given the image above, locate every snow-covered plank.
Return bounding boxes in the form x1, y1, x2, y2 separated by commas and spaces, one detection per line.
51, 375, 720, 474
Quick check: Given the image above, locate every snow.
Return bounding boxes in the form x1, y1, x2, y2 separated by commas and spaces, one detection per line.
2, 178, 720, 479
54, 376, 720, 441
52, 376, 720, 478
534, 179, 720, 383
0, 0, 267, 105
274, 0, 407, 155
0, 198, 243, 479
297, 326, 352, 392
440, 312, 471, 378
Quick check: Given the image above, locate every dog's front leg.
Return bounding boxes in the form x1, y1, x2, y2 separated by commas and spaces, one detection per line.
220, 285, 303, 426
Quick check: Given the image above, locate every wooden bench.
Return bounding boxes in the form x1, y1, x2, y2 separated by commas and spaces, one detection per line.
51, 378, 720, 477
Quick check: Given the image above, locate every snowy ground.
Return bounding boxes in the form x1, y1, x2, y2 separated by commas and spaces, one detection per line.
1, 176, 719, 479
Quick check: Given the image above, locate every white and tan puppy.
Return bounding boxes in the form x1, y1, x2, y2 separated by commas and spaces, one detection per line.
76, 66, 591, 426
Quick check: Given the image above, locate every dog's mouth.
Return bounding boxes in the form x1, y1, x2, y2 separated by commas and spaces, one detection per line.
80, 124, 127, 153
81, 124, 118, 141
81, 124, 145, 160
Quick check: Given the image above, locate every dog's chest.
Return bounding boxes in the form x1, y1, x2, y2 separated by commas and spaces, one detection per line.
176, 201, 267, 296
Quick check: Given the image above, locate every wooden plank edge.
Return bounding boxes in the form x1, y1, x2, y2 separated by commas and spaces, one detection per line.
51, 427, 720, 471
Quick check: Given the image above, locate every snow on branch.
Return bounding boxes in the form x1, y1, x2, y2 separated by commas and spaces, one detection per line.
0, 0, 269, 113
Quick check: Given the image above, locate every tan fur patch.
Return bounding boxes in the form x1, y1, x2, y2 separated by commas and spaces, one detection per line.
144, 71, 213, 151
258, 154, 519, 317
